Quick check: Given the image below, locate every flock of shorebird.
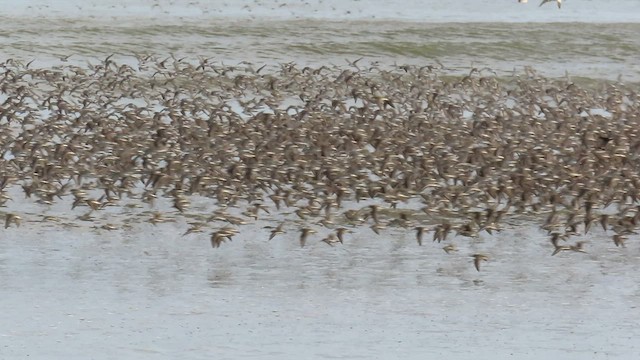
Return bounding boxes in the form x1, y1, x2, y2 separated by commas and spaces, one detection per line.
1, 54, 638, 272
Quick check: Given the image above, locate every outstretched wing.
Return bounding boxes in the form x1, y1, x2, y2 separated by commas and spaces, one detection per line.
539, 0, 561, 8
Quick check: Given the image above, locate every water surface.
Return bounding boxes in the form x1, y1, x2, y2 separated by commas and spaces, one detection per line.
1, 1, 640, 359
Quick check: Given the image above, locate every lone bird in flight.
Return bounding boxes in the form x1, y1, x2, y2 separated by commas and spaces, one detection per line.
519, 0, 562, 8
540, 0, 562, 8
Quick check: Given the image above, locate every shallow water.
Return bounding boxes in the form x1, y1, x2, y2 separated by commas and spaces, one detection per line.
2, 1, 640, 359
4, 0, 640, 22
2, 0, 640, 80
2, 196, 640, 359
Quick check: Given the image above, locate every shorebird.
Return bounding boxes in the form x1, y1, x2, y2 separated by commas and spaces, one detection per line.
368, 205, 380, 224
269, 222, 285, 241
343, 210, 365, 225
148, 212, 168, 225
183, 222, 204, 236
85, 198, 104, 212
5, 213, 21, 229
612, 234, 626, 248
552, 241, 587, 256
59, 54, 74, 62
294, 208, 309, 220
100, 224, 118, 231
539, 0, 561, 8
370, 223, 386, 235
374, 96, 395, 110
433, 223, 452, 243
321, 234, 341, 247
335, 227, 349, 244
299, 228, 317, 248
211, 228, 238, 248
472, 254, 489, 272
173, 196, 190, 213
210, 232, 227, 248
600, 214, 609, 232
415, 226, 427, 246
442, 244, 458, 254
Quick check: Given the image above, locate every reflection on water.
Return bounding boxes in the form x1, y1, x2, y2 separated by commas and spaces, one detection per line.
2, 216, 639, 359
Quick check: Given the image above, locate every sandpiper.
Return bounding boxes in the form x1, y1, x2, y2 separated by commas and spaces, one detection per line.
415, 226, 427, 246
321, 234, 341, 247
552, 241, 587, 256
472, 254, 489, 272
443, 244, 458, 254
335, 227, 349, 244
269, 222, 285, 241
299, 228, 317, 248
5, 213, 21, 229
